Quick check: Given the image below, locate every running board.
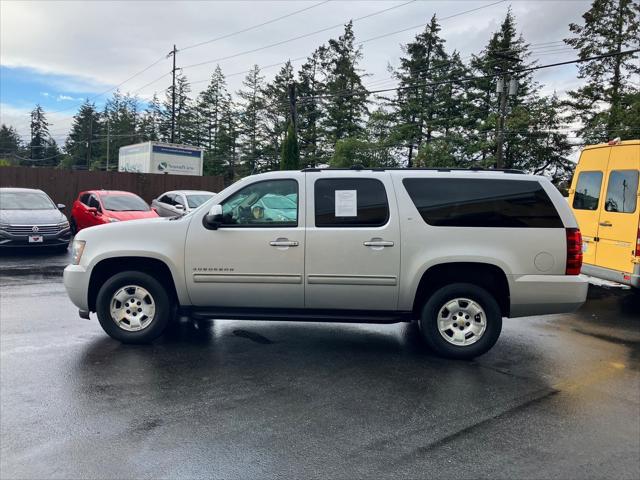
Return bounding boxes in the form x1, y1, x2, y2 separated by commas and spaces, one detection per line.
186, 307, 415, 324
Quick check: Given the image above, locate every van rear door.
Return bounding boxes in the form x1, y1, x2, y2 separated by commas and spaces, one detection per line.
595, 144, 640, 274
570, 146, 610, 266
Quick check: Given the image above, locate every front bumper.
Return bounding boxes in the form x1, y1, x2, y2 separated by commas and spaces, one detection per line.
509, 274, 589, 318
0, 228, 71, 247
63, 264, 90, 312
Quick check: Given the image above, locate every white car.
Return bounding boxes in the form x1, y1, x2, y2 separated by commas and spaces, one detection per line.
151, 190, 215, 217
64, 168, 588, 359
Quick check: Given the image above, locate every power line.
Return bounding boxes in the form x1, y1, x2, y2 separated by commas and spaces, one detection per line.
181, 0, 420, 71
301, 49, 640, 102
180, 0, 332, 52
185, 0, 506, 92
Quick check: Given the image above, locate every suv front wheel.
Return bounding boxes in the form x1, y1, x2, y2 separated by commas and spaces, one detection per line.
420, 283, 502, 359
96, 271, 172, 343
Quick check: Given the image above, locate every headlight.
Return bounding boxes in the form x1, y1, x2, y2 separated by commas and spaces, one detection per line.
0, 223, 8, 231
71, 240, 86, 265
58, 220, 70, 230
108, 217, 120, 223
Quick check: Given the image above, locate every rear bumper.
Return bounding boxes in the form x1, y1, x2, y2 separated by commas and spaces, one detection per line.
63, 264, 90, 312
581, 263, 639, 288
509, 274, 589, 318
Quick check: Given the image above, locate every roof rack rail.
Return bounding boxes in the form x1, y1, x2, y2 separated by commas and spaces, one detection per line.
300, 167, 525, 174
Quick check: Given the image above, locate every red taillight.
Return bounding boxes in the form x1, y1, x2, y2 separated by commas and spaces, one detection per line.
635, 226, 640, 258
566, 228, 583, 275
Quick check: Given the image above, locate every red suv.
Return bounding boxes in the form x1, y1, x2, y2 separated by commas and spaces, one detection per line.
70, 190, 158, 233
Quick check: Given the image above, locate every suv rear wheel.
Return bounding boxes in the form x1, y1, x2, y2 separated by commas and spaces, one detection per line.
419, 283, 502, 359
96, 271, 172, 343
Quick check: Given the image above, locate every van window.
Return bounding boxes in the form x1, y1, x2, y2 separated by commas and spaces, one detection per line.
402, 178, 563, 228
573, 171, 603, 211
604, 170, 639, 213
314, 178, 389, 227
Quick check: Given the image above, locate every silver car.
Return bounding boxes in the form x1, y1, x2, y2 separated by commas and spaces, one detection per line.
151, 190, 216, 217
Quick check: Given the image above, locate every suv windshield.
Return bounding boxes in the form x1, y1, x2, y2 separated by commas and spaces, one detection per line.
187, 194, 214, 208
0, 191, 55, 210
101, 195, 150, 212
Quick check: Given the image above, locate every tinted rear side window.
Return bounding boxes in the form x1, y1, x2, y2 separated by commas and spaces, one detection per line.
315, 178, 389, 227
604, 170, 639, 213
572, 171, 603, 211
403, 178, 563, 228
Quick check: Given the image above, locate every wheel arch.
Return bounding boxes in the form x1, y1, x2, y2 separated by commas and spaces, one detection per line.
88, 257, 179, 312
411, 262, 510, 317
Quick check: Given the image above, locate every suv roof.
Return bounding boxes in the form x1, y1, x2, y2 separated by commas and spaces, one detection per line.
301, 166, 525, 174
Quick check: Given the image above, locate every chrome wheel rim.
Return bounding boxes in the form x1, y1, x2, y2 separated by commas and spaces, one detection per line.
437, 297, 487, 346
109, 285, 156, 332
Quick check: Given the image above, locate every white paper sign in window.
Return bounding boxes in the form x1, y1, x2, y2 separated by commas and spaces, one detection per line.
335, 190, 357, 217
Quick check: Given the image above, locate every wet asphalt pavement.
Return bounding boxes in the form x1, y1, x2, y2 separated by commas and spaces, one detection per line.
0, 252, 639, 479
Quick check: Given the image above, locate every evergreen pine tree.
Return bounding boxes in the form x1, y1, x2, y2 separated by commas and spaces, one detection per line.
263, 61, 294, 171
29, 105, 59, 166
280, 122, 300, 170
564, 0, 640, 142
0, 124, 22, 161
297, 46, 328, 167
237, 65, 268, 174
64, 100, 103, 169
323, 22, 368, 149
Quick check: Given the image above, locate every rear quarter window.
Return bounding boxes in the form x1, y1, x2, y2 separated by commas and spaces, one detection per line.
402, 178, 563, 228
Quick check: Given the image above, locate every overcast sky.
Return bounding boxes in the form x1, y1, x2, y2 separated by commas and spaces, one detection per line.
1, 0, 591, 144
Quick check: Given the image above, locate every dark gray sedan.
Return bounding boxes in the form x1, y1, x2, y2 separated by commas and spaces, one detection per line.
0, 188, 71, 251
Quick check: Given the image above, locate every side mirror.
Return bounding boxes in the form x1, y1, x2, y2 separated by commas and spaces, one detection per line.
175, 204, 185, 211
204, 204, 224, 230
87, 207, 98, 215
57, 203, 66, 211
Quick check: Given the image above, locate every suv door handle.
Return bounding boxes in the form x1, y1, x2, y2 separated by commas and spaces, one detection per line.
270, 240, 299, 247
599, 221, 613, 227
363, 240, 394, 247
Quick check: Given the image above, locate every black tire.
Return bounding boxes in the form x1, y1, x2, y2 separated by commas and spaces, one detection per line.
70, 217, 78, 235
419, 283, 502, 360
96, 270, 172, 343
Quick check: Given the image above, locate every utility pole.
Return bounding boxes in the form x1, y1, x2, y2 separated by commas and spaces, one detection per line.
492, 52, 519, 169
287, 81, 297, 130
105, 120, 110, 171
86, 117, 93, 169
168, 44, 178, 144
495, 77, 508, 169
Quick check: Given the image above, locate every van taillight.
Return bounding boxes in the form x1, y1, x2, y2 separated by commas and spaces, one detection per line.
636, 226, 640, 258
566, 228, 583, 275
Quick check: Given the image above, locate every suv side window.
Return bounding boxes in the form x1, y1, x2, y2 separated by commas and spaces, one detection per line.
314, 178, 389, 227
604, 170, 639, 213
403, 178, 563, 228
220, 179, 298, 226
573, 171, 603, 211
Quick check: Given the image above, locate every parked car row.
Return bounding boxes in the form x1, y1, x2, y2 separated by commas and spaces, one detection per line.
0, 188, 216, 250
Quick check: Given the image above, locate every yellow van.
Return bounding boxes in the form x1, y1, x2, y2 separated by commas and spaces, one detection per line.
569, 139, 640, 288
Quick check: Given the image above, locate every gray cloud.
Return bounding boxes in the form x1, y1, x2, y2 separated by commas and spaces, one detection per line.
1, 0, 591, 99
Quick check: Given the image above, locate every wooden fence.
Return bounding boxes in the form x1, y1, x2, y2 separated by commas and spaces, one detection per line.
0, 166, 225, 209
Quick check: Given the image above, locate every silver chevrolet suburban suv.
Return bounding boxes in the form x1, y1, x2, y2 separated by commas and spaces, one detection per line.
64, 168, 588, 359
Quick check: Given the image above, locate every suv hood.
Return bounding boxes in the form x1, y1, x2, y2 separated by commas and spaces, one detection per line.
0, 209, 66, 225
